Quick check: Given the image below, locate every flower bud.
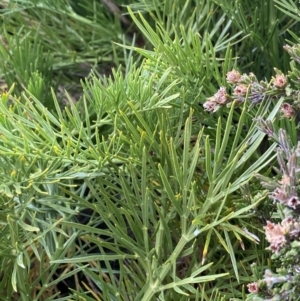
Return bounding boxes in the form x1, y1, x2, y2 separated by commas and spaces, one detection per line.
226, 69, 241, 83
273, 74, 287, 88
280, 103, 295, 118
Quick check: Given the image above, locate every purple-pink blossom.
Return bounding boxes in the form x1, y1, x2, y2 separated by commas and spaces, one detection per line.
281, 103, 295, 118
264, 221, 286, 254
273, 74, 287, 88
233, 84, 248, 96
213, 86, 227, 104
203, 100, 218, 112
247, 282, 259, 293
226, 69, 241, 84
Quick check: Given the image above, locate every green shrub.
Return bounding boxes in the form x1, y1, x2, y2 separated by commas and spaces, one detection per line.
0, 1, 299, 300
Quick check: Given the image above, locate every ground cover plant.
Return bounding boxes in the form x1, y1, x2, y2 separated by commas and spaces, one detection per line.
0, 0, 300, 300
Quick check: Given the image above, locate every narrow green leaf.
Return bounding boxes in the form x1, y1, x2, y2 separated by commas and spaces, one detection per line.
158, 164, 182, 215
17, 220, 40, 232
223, 229, 239, 282
205, 136, 213, 184
51, 253, 138, 264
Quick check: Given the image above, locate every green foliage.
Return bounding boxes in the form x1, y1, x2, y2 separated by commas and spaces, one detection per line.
0, 0, 298, 300
0, 0, 137, 106
128, 0, 300, 78
0, 54, 276, 301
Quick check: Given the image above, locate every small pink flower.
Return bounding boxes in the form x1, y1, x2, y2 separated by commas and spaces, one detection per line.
270, 186, 288, 204
226, 69, 241, 84
281, 103, 295, 118
286, 195, 300, 209
273, 74, 287, 88
281, 217, 300, 237
214, 87, 227, 104
264, 221, 286, 254
203, 100, 218, 112
233, 84, 248, 96
247, 282, 259, 293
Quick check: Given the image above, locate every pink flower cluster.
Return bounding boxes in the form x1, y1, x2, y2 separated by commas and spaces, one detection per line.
203, 86, 228, 112
264, 218, 300, 254
271, 186, 300, 209
247, 125, 300, 297
203, 69, 261, 111
227, 70, 251, 101
280, 103, 295, 118
203, 69, 295, 117
261, 133, 300, 255
269, 148, 300, 209
244, 44, 300, 300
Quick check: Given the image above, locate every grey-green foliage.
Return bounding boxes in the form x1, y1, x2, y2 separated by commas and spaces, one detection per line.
1, 0, 298, 107
0, 35, 54, 107
1, 0, 131, 65
127, 0, 243, 49
128, 0, 300, 78
0, 30, 279, 300
0, 0, 136, 107
0, 1, 292, 300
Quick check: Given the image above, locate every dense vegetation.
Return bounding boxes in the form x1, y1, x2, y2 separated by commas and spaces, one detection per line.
1, 0, 300, 300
